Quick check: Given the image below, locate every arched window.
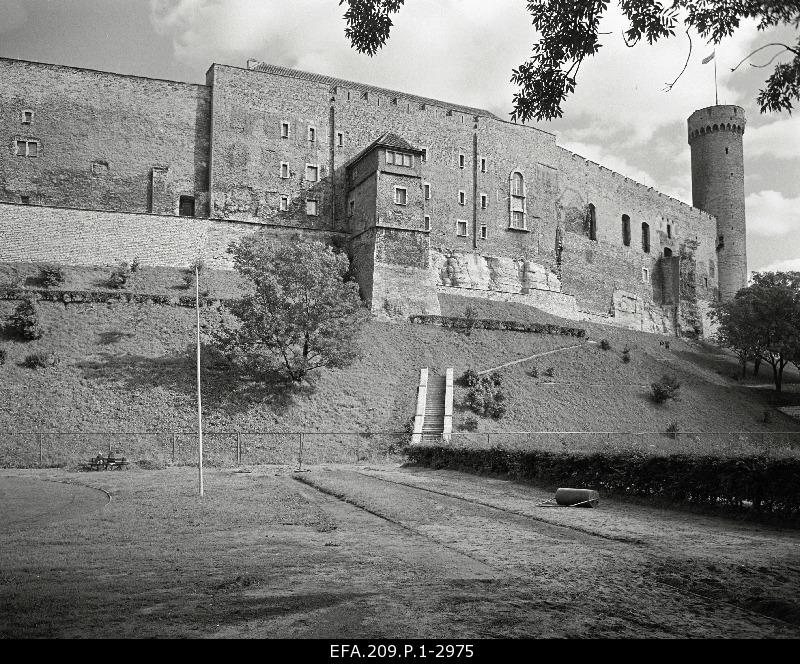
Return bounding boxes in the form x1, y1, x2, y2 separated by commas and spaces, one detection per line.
641, 222, 650, 253
509, 171, 526, 229
586, 203, 597, 240
622, 214, 631, 247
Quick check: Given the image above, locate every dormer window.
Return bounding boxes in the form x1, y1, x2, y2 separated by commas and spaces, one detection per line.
387, 151, 413, 167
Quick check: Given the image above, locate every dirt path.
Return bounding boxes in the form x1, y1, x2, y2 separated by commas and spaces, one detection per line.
1, 466, 798, 638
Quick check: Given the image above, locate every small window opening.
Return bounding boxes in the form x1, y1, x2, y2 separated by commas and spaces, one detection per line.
481, 194, 487, 210
394, 187, 407, 205
642, 267, 650, 283
480, 158, 486, 173
456, 220, 468, 237
22, 110, 33, 125
337, 132, 343, 147
306, 199, 318, 216
348, 199, 355, 216
586, 203, 597, 240
664, 247, 672, 257
421, 148, 428, 163
459, 153, 465, 169
641, 222, 651, 253
667, 223, 672, 239
480, 224, 487, 240
458, 191, 466, 205
424, 183, 431, 200
281, 122, 290, 139
280, 162, 289, 178
305, 164, 319, 182
20, 195, 30, 204
308, 127, 316, 142
424, 215, 431, 231
179, 195, 196, 217
280, 195, 289, 212
622, 214, 631, 246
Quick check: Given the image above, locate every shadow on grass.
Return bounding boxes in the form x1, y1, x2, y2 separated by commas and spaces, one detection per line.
96, 330, 136, 345
76, 347, 312, 417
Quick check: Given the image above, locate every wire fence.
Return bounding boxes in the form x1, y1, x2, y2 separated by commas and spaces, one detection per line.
2, 429, 800, 469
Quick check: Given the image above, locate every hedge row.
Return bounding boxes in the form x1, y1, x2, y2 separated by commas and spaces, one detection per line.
408, 314, 586, 338
0, 288, 220, 308
407, 445, 800, 515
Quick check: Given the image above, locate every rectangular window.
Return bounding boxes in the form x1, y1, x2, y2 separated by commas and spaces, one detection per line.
394, 187, 407, 205
387, 151, 412, 167
337, 132, 343, 147
403, 153, 412, 167
22, 111, 33, 125
421, 147, 428, 163
308, 127, 316, 142
305, 164, 319, 181
480, 158, 486, 173
348, 199, 355, 216
456, 219, 468, 237
480, 194, 487, 210
480, 224, 487, 240
15, 140, 26, 156
642, 267, 650, 283
459, 191, 465, 205
16, 140, 39, 157
386, 151, 394, 165
27, 141, 39, 157
459, 153, 465, 169
306, 199, 318, 216
424, 183, 431, 200
179, 195, 196, 217
280, 162, 289, 178
511, 211, 525, 229
667, 223, 672, 239
280, 195, 289, 211
424, 215, 431, 231
281, 122, 289, 139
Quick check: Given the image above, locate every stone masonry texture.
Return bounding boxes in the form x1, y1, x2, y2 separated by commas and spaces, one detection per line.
0, 57, 747, 338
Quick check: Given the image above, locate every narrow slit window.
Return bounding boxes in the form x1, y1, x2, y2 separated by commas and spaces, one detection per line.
480, 194, 487, 210
480, 224, 487, 240
458, 190, 466, 206
480, 158, 486, 173
308, 127, 316, 142
337, 132, 343, 147
586, 203, 597, 241
622, 214, 631, 246
641, 222, 651, 253
280, 162, 290, 178
424, 183, 431, 200
459, 153, 465, 169
281, 122, 290, 139
424, 215, 431, 231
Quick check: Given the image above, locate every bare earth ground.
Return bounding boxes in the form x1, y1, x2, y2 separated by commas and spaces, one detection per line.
1, 465, 799, 639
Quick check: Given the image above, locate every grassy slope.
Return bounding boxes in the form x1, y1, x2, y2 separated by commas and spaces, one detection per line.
2, 267, 799, 457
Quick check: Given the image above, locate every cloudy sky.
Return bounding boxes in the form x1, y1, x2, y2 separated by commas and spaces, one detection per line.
1, 0, 798, 274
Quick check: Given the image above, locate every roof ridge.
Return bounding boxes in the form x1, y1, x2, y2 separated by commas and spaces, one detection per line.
250, 61, 500, 120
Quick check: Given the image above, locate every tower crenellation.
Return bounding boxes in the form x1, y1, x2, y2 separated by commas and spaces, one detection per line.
687, 105, 747, 301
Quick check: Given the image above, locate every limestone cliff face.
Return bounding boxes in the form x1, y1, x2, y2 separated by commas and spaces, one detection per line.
431, 250, 561, 295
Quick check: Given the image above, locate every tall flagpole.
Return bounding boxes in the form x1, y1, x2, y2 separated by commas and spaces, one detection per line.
196, 264, 204, 497
714, 56, 718, 105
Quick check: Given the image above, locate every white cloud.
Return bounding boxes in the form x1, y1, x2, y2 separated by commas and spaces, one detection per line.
746, 116, 800, 160
755, 258, 800, 274
0, 0, 28, 35
746, 190, 800, 237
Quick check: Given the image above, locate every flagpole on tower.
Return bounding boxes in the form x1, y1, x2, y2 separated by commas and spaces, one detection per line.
714, 55, 718, 105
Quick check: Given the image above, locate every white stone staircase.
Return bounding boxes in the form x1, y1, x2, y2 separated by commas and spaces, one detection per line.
411, 368, 453, 445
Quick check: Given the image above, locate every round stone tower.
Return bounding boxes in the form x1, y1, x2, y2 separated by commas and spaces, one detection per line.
687, 105, 747, 301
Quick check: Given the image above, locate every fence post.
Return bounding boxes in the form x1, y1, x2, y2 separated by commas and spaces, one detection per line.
237, 432, 242, 466
171, 433, 176, 464
298, 432, 304, 471
39, 433, 43, 466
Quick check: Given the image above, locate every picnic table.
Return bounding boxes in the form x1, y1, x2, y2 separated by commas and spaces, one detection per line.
87, 454, 129, 471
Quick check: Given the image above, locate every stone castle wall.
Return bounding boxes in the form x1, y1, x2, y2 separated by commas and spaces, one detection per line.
0, 201, 338, 269
0, 57, 734, 338
0, 57, 211, 216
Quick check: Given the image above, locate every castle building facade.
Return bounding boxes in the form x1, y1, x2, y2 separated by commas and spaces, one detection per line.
0, 57, 747, 337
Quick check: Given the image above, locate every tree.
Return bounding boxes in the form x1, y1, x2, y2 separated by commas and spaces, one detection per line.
210, 234, 368, 383
710, 271, 800, 392
339, 1, 800, 122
